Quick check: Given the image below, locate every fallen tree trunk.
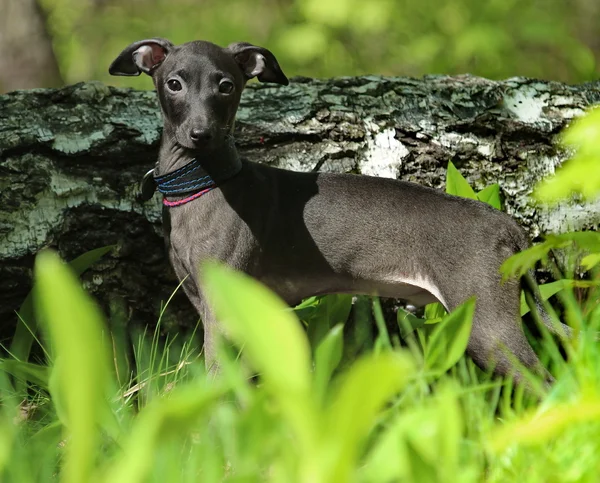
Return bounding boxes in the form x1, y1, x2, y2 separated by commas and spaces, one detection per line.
1, 76, 599, 339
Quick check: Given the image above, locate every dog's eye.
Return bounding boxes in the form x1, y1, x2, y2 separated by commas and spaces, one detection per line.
219, 79, 234, 94
167, 79, 182, 92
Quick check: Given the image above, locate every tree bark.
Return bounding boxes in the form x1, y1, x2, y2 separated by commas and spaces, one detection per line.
1, 76, 599, 339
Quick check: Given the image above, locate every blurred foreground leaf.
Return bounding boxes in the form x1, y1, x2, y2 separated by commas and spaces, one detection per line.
34, 250, 114, 483
536, 108, 600, 203
11, 245, 114, 364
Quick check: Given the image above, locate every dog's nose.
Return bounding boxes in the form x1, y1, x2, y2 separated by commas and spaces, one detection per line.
189, 128, 211, 144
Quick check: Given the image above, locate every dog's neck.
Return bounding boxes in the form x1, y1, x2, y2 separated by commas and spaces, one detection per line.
153, 135, 243, 206
156, 135, 242, 178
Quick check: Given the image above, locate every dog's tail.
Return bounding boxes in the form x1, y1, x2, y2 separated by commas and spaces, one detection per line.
508, 224, 599, 341
521, 270, 574, 339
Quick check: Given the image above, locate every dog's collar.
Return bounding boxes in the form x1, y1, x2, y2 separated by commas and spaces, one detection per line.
139, 144, 242, 207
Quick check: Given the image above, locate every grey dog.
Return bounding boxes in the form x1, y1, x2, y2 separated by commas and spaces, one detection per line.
109, 38, 568, 382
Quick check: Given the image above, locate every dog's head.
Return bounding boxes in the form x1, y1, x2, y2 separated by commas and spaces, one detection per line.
109, 39, 288, 150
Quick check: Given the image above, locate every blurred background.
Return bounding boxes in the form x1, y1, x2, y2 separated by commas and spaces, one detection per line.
1, 0, 599, 93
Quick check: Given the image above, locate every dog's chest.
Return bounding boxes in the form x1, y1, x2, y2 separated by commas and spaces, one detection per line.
165, 201, 258, 277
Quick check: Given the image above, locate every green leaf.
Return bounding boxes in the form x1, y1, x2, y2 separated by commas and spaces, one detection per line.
520, 280, 571, 316
323, 352, 414, 482
34, 250, 114, 483
0, 415, 14, 476
501, 241, 555, 279
307, 294, 352, 353
343, 295, 374, 364
490, 399, 600, 452
201, 261, 318, 456
103, 383, 225, 483
582, 253, 600, 270
397, 308, 426, 338
372, 297, 392, 350
293, 296, 320, 323
202, 261, 311, 398
313, 324, 344, 404
554, 231, 600, 253
535, 107, 600, 203
477, 184, 502, 210
11, 245, 115, 364
0, 360, 49, 388
446, 161, 477, 199
424, 302, 447, 324
425, 298, 475, 373
362, 383, 463, 483
405, 438, 438, 483
501, 232, 600, 280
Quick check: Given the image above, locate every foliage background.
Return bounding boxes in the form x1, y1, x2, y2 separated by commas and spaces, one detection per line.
9, 0, 600, 93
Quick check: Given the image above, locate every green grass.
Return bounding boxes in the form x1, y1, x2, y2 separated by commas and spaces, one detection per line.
0, 247, 599, 483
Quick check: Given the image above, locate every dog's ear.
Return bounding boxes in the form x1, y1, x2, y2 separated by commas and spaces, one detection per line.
227, 42, 289, 86
109, 38, 174, 76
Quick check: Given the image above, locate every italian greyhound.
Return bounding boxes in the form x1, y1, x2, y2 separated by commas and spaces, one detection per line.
109, 38, 569, 382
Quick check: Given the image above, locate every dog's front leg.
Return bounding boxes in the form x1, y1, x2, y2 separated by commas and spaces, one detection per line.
197, 301, 222, 376
169, 260, 223, 375
180, 280, 221, 376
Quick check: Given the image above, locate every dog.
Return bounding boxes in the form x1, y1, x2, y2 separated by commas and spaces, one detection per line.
109, 38, 569, 382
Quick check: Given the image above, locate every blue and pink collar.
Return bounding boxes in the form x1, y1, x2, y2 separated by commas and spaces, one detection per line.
139, 148, 242, 207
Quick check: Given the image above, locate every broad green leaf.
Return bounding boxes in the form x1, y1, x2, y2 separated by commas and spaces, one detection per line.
307, 294, 352, 353
372, 297, 392, 350
554, 231, 600, 253
582, 253, 600, 270
542, 232, 600, 257
0, 360, 49, 388
323, 352, 414, 482
360, 383, 463, 483
397, 308, 426, 339
293, 295, 320, 323
202, 261, 311, 398
490, 398, 600, 452
201, 261, 318, 457
405, 439, 438, 483
477, 183, 502, 210
500, 241, 555, 279
424, 302, 447, 324
425, 298, 475, 373
314, 324, 344, 404
293, 296, 320, 310
535, 107, 600, 203
104, 383, 225, 483
520, 280, 571, 316
502, 232, 600, 280
34, 250, 114, 483
0, 417, 14, 475
446, 161, 477, 199
68, 245, 116, 274
48, 357, 68, 428
11, 245, 115, 364
0, 372, 16, 474
344, 295, 374, 362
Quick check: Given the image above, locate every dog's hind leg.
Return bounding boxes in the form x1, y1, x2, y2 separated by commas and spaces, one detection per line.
436, 255, 551, 384
470, 281, 549, 383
